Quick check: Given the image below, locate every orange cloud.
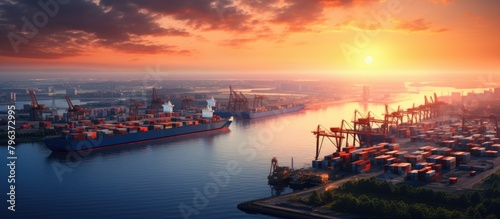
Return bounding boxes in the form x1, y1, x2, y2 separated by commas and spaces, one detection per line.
395, 18, 447, 33
335, 17, 448, 33
464, 12, 483, 21
429, 0, 454, 5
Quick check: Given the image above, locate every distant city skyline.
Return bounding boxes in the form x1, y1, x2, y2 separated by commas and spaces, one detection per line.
0, 0, 499, 81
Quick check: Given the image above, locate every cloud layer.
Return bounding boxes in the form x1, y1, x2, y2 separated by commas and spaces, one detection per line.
0, 0, 451, 59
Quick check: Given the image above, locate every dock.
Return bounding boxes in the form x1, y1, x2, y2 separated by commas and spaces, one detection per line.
239, 92, 500, 218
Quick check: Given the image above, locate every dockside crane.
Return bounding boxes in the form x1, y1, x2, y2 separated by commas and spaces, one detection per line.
181, 96, 194, 110
461, 115, 498, 138
28, 89, 46, 121
65, 95, 85, 122
429, 92, 447, 118
150, 87, 165, 113
228, 86, 249, 111
351, 110, 386, 146
384, 104, 403, 135
254, 95, 265, 108
312, 109, 389, 159
129, 99, 143, 117
312, 125, 345, 160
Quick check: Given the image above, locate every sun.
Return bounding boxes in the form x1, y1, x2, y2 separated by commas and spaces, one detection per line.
364, 56, 373, 64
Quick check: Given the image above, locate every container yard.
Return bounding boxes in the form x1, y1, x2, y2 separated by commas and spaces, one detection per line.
240, 93, 500, 218
278, 93, 500, 192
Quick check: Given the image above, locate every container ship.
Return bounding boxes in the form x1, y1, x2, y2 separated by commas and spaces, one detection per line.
215, 86, 305, 119
44, 101, 232, 151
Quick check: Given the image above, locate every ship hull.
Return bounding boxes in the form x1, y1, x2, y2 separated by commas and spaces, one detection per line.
241, 105, 305, 119
44, 120, 232, 151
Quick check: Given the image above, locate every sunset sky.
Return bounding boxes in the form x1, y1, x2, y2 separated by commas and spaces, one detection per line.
0, 0, 499, 81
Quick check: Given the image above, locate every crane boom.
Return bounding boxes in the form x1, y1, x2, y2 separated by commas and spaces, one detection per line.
65, 95, 74, 110
28, 90, 39, 108
152, 87, 158, 100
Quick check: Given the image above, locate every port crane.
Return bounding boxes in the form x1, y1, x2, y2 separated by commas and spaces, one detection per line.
28, 89, 46, 121
150, 87, 165, 113
429, 92, 446, 118
384, 104, 403, 133
312, 109, 389, 160
350, 110, 386, 146
129, 99, 143, 117
313, 94, 451, 158
312, 125, 345, 160
227, 86, 249, 111
461, 115, 499, 137
65, 95, 85, 122
253, 95, 265, 108
404, 103, 420, 124
181, 96, 194, 110
454, 106, 499, 138
401, 94, 443, 125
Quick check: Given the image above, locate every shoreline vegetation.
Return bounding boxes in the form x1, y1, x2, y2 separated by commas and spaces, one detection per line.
239, 174, 500, 219
300, 173, 500, 219
305, 177, 499, 219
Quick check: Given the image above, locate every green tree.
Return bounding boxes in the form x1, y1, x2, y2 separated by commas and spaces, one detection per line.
323, 191, 335, 203
289, 195, 301, 203
332, 194, 359, 213
477, 203, 488, 218
434, 207, 451, 219
459, 193, 470, 207
309, 190, 324, 206
399, 184, 410, 196
388, 201, 410, 219
409, 204, 431, 219
450, 210, 466, 219
487, 199, 500, 218
471, 191, 483, 205
467, 206, 483, 219
485, 214, 498, 219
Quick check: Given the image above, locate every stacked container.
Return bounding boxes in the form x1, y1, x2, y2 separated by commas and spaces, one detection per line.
441, 156, 456, 170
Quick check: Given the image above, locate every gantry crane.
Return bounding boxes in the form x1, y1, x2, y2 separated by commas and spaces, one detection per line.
129, 99, 143, 117
404, 103, 420, 124
312, 94, 450, 159
312, 109, 391, 159
254, 95, 265, 108
384, 104, 403, 134
181, 96, 194, 110
150, 87, 165, 113
28, 90, 46, 121
461, 115, 498, 137
65, 95, 85, 122
312, 125, 345, 160
429, 92, 446, 118
227, 85, 249, 111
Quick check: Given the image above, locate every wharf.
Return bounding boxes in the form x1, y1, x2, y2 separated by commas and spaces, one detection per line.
239, 137, 500, 218
239, 93, 500, 218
